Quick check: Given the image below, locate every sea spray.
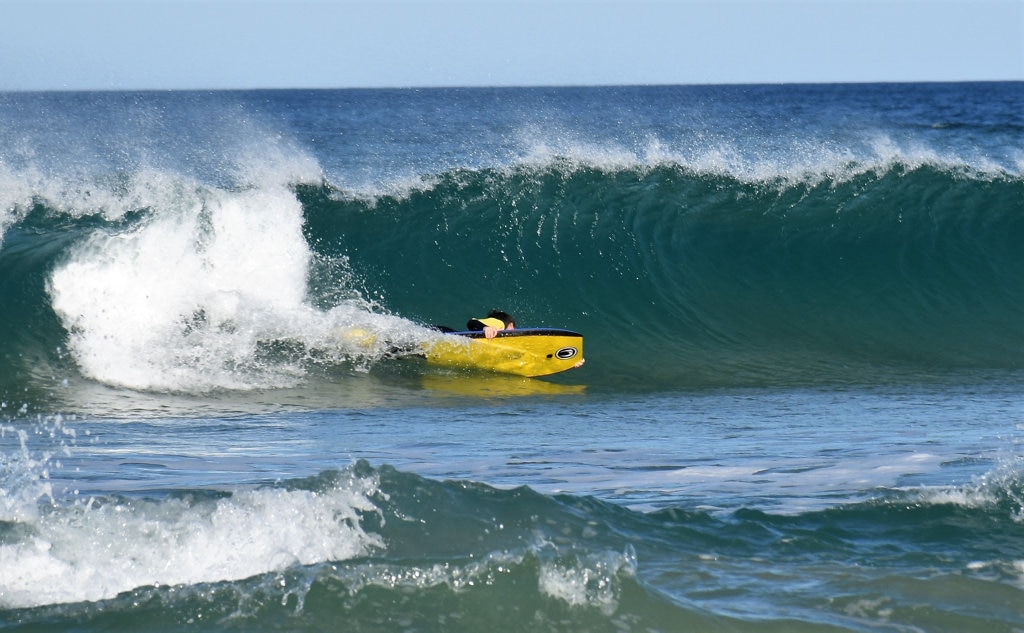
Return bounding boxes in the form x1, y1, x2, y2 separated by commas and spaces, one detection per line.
0, 414, 77, 523
45, 181, 431, 392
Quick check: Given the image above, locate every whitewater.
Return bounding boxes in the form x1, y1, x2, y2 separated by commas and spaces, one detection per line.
1, 83, 1023, 632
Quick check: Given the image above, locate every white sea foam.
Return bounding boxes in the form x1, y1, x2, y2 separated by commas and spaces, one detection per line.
0, 473, 384, 609
331, 541, 636, 616
46, 175, 427, 393
909, 455, 1024, 520
536, 546, 636, 616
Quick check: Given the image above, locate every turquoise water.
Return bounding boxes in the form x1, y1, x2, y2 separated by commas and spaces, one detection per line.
1, 83, 1023, 631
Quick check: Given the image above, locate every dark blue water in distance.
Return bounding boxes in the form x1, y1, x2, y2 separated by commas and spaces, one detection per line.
1, 83, 1023, 631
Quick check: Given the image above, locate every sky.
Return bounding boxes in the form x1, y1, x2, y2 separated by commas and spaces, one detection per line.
1, 0, 1021, 91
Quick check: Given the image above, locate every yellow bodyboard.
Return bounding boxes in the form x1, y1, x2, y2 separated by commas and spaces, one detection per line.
424, 328, 584, 378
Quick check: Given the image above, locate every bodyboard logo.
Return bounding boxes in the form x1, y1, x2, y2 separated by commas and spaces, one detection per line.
555, 347, 578, 360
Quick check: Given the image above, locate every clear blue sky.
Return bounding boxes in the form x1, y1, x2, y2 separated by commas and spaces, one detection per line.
2, 0, 1021, 91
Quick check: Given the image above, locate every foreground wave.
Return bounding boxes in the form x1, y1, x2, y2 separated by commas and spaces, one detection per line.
2, 460, 1023, 631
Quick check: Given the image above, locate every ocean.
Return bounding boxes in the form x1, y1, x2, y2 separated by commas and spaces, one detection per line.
1, 82, 1023, 631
